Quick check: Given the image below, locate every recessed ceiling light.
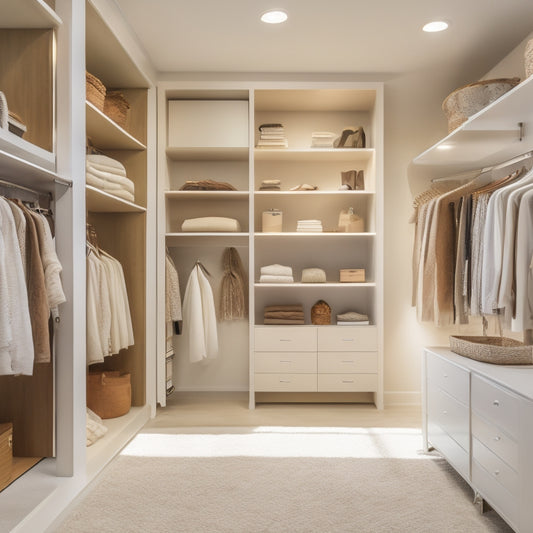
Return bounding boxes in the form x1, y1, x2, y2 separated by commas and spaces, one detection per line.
261, 9, 288, 24
423, 21, 449, 32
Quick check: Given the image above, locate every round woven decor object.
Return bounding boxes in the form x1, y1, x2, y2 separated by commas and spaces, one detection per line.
449, 335, 533, 365
525, 39, 533, 78
311, 299, 331, 325
104, 90, 130, 129
442, 78, 520, 132
86, 71, 106, 111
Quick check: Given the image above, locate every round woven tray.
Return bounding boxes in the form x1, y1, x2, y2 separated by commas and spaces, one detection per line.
449, 335, 533, 365
86, 71, 106, 111
525, 39, 533, 78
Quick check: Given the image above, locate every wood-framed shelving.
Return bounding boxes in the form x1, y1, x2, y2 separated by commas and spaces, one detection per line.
1, 0, 62, 28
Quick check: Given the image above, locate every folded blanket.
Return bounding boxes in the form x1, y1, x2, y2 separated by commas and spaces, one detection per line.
301, 268, 326, 283
337, 311, 369, 322
181, 217, 241, 232
260, 264, 293, 277
88, 161, 127, 177
264, 305, 303, 313
264, 311, 304, 319
86, 164, 135, 194
264, 318, 305, 325
86, 173, 135, 202
180, 179, 236, 191
259, 275, 294, 283
87, 153, 127, 173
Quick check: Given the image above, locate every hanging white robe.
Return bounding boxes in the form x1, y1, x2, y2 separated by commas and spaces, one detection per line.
182, 264, 218, 363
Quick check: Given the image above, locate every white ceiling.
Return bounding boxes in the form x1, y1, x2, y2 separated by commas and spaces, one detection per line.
114, 0, 533, 79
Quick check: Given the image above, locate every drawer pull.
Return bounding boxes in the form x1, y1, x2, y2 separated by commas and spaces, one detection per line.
279, 360, 292, 363
494, 436, 501, 442
279, 339, 292, 342
493, 400, 500, 407
443, 374, 448, 378
342, 380, 354, 383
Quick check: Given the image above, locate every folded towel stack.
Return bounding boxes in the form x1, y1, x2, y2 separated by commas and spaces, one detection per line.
311, 131, 336, 148
181, 217, 241, 232
179, 179, 236, 191
257, 123, 288, 148
259, 264, 293, 283
260, 179, 281, 191
264, 304, 304, 325
86, 154, 135, 202
336, 311, 369, 326
297, 219, 323, 232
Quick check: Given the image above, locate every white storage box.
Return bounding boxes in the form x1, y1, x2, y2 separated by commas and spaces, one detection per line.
168, 100, 249, 148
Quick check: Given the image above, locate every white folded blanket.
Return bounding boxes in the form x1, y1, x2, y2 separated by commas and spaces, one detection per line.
259, 275, 294, 283
181, 217, 241, 232
88, 161, 127, 177
86, 164, 135, 194
86, 172, 135, 202
87, 154, 127, 173
260, 264, 293, 277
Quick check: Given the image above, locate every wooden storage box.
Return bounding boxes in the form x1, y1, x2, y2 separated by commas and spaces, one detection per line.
340, 269, 365, 282
87, 371, 131, 419
0, 423, 13, 492
168, 100, 248, 148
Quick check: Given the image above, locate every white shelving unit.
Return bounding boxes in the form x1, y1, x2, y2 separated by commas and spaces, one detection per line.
0, 0, 62, 28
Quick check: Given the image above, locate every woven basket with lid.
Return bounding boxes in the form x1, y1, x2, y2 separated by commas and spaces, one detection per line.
311, 299, 331, 325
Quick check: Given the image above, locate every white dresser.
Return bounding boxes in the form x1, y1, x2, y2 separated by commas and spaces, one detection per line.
423, 348, 533, 533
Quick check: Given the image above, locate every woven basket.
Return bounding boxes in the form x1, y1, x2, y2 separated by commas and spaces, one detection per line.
0, 423, 12, 492
104, 90, 130, 129
442, 78, 520, 132
86, 71, 106, 111
449, 336, 533, 365
525, 39, 533, 78
87, 371, 131, 419
311, 299, 331, 325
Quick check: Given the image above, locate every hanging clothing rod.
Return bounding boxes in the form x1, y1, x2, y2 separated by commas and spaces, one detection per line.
0, 178, 52, 197
431, 150, 533, 183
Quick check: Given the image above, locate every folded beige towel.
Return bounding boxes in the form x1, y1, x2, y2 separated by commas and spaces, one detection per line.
181, 217, 241, 232
260, 264, 293, 277
264, 318, 305, 325
264, 305, 303, 313
259, 275, 294, 283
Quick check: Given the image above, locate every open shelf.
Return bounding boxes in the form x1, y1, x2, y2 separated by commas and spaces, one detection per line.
166, 232, 249, 247
255, 232, 376, 237
86, 102, 146, 151
0, 0, 62, 28
165, 190, 250, 200
166, 146, 249, 161
254, 148, 374, 162
254, 190, 375, 196
86, 185, 146, 213
254, 282, 376, 288
0, 127, 55, 171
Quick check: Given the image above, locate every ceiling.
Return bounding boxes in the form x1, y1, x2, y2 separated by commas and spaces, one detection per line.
114, 0, 533, 79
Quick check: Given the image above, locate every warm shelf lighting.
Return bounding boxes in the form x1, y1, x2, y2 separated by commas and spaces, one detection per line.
437, 144, 454, 150
423, 21, 449, 32
261, 9, 288, 24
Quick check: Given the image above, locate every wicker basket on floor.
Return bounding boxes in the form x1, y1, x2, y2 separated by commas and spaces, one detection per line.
311, 299, 331, 325
86, 71, 106, 111
449, 335, 533, 365
104, 90, 130, 129
87, 371, 131, 419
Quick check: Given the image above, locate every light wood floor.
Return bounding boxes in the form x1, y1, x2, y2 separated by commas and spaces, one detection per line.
144, 392, 422, 429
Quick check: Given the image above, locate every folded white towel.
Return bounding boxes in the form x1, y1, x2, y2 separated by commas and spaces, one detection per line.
87, 154, 127, 173
259, 275, 294, 283
86, 172, 135, 202
88, 161, 128, 178
260, 264, 293, 277
181, 217, 241, 232
86, 164, 135, 194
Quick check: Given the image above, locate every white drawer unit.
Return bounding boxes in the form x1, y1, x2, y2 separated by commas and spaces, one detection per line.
318, 352, 378, 373
254, 373, 317, 392
254, 352, 317, 373
318, 373, 378, 392
255, 327, 317, 352
423, 348, 533, 533
317, 326, 377, 352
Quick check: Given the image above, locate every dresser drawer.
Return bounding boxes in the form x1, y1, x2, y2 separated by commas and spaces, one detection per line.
318, 352, 377, 373
255, 352, 317, 373
254, 373, 317, 392
317, 326, 377, 351
428, 386, 469, 452
255, 327, 317, 352
317, 373, 377, 392
471, 375, 520, 440
472, 412, 518, 472
426, 352, 469, 405
428, 420, 470, 481
472, 437, 518, 496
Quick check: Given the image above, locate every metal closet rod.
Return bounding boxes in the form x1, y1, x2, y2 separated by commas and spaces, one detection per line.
0, 177, 52, 197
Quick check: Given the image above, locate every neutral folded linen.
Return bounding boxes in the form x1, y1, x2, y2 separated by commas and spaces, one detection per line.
88, 161, 127, 178
264, 318, 305, 325
337, 321, 369, 325
86, 164, 135, 194
259, 275, 294, 283
260, 264, 293, 277
264, 305, 303, 313
181, 217, 241, 232
264, 311, 304, 319
86, 172, 135, 202
337, 311, 369, 322
87, 153, 127, 173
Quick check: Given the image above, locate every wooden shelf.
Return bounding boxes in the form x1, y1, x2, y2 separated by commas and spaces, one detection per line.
0, 0, 62, 28
0, 127, 55, 171
86, 102, 146, 151
166, 146, 249, 161
86, 185, 146, 213
254, 282, 376, 288
254, 148, 374, 162
254, 190, 375, 196
254, 232, 376, 237
166, 232, 249, 247
412, 76, 533, 178
165, 190, 250, 200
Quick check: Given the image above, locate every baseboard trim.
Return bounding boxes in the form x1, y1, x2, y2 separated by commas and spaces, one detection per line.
384, 391, 421, 407
175, 386, 249, 392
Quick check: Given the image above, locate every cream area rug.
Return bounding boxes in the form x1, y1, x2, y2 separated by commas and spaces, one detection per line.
53, 427, 512, 533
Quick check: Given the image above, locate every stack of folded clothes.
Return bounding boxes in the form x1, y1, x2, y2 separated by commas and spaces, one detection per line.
259, 264, 293, 283
311, 132, 336, 148
259, 179, 281, 191
256, 123, 288, 148
86, 154, 135, 202
179, 179, 236, 191
336, 311, 369, 326
297, 219, 323, 232
264, 304, 304, 325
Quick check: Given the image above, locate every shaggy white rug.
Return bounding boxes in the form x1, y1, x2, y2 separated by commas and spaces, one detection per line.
53, 427, 512, 532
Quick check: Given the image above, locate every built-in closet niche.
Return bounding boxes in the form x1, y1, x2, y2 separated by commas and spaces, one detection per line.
85, 0, 150, 407
163, 93, 251, 393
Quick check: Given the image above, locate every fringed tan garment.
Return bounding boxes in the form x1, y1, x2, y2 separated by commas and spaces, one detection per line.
219, 247, 247, 321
